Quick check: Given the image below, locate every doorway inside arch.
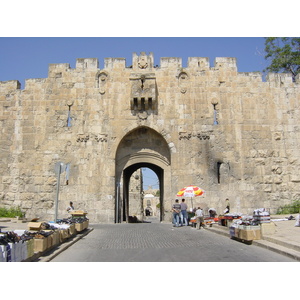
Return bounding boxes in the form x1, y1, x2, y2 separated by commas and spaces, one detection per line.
121, 163, 163, 223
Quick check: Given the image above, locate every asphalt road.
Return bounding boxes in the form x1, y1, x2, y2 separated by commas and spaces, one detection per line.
51, 222, 295, 262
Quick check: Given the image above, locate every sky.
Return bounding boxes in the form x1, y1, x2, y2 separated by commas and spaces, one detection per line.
0, 37, 267, 89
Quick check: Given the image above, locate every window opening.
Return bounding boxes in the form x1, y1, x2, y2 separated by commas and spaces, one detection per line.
67, 105, 72, 127
213, 104, 218, 125
217, 162, 222, 183
133, 98, 138, 110
148, 98, 152, 110
141, 98, 145, 111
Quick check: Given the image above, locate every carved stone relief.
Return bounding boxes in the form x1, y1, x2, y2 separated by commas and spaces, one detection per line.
76, 133, 108, 143
178, 71, 189, 94
96, 71, 108, 94
179, 132, 210, 140
138, 55, 148, 69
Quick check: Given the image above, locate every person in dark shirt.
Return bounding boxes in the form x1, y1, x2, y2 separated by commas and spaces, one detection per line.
180, 198, 188, 226
172, 199, 181, 227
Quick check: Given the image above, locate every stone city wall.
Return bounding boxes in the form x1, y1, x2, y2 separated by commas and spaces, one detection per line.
0, 52, 300, 222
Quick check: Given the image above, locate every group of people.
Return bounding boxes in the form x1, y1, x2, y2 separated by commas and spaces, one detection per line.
172, 199, 205, 229
172, 199, 188, 227
172, 198, 230, 230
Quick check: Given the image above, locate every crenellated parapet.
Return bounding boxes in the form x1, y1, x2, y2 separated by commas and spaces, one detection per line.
1, 52, 300, 93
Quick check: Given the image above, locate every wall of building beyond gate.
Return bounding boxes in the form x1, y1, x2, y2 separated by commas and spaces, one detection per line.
0, 53, 300, 222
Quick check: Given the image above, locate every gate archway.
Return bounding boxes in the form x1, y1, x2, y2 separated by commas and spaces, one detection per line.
115, 127, 171, 223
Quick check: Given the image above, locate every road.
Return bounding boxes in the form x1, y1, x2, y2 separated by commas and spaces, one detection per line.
50, 221, 295, 262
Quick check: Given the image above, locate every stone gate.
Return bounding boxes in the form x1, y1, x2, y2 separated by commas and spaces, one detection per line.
1, 52, 300, 223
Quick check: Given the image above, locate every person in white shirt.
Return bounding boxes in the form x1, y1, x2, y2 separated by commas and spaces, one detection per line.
67, 201, 74, 213
195, 207, 204, 230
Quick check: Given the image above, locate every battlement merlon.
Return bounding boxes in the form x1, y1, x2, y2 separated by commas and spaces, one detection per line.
48, 63, 71, 78
0, 80, 21, 91
104, 57, 126, 70
187, 57, 210, 70
214, 57, 237, 71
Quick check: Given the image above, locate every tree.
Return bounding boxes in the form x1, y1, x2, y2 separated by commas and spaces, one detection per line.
264, 37, 300, 81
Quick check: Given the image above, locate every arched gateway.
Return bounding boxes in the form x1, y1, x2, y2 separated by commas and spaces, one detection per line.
115, 127, 171, 223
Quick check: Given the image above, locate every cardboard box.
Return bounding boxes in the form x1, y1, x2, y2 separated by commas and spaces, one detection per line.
26, 239, 34, 259
53, 231, 60, 246
75, 223, 84, 232
28, 222, 42, 231
59, 229, 70, 242
34, 237, 48, 253
238, 228, 261, 240
70, 210, 87, 218
69, 224, 76, 236
83, 220, 89, 229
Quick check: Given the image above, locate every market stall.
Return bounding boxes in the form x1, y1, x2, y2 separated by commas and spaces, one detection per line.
218, 213, 242, 227
0, 211, 89, 262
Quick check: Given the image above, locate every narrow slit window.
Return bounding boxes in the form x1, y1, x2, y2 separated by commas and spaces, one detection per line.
133, 98, 138, 110
67, 105, 72, 127
213, 104, 218, 125
217, 162, 221, 183
148, 97, 152, 110
141, 97, 145, 111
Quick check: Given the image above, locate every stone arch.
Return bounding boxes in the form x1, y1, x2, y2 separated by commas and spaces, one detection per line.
115, 126, 172, 223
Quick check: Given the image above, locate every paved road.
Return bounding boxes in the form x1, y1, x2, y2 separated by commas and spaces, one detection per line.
51, 222, 295, 262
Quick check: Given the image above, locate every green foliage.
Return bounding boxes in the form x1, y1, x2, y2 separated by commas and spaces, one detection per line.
264, 37, 300, 81
276, 200, 300, 214
0, 206, 25, 218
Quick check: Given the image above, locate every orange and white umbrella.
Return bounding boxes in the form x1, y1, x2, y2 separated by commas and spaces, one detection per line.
176, 185, 205, 208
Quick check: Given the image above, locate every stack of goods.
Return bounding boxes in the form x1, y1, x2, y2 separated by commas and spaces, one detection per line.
70, 210, 89, 232
47, 220, 76, 240
0, 231, 34, 262
253, 208, 270, 224
223, 213, 242, 219
229, 216, 261, 241
219, 213, 242, 227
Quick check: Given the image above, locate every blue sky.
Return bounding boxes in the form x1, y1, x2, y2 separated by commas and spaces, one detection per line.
0, 37, 267, 89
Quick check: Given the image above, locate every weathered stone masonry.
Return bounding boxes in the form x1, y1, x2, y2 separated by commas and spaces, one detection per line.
0, 52, 300, 223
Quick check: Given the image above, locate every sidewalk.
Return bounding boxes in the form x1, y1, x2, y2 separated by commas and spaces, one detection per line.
206, 214, 300, 261
1, 215, 300, 261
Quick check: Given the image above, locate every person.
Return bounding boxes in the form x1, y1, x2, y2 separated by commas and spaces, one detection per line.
208, 208, 217, 218
172, 199, 181, 227
67, 201, 74, 212
195, 207, 204, 229
180, 198, 188, 226
224, 198, 230, 213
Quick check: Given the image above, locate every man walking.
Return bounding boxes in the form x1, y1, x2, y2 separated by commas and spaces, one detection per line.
172, 199, 181, 227
180, 199, 188, 226
195, 207, 204, 230
225, 198, 230, 213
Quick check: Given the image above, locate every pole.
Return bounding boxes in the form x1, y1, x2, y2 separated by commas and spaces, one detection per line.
54, 163, 62, 222
116, 182, 119, 223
